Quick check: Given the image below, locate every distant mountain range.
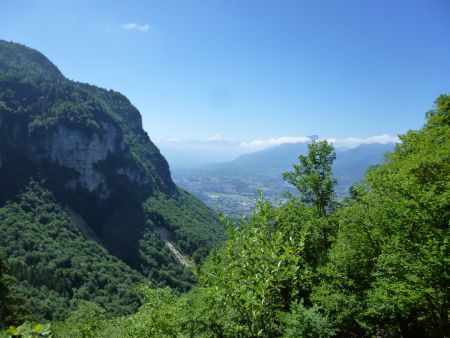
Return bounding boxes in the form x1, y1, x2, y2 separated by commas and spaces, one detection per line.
157, 138, 243, 166
157, 134, 399, 167
171, 142, 396, 217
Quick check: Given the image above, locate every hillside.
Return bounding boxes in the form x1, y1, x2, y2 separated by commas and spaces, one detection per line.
0, 40, 224, 321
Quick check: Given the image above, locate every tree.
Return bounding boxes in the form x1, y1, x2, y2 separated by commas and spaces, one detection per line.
0, 256, 29, 328
0, 256, 23, 327
114, 287, 185, 338
55, 301, 107, 338
283, 140, 337, 217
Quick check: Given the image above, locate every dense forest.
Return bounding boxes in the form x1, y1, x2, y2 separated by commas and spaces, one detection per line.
1, 94, 448, 337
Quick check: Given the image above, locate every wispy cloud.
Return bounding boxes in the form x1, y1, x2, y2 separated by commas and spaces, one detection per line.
326, 134, 400, 147
240, 136, 312, 150
121, 23, 152, 32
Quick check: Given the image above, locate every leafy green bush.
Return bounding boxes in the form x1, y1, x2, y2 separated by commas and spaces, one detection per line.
279, 301, 335, 338
2, 322, 52, 338
53, 301, 107, 338
113, 287, 184, 338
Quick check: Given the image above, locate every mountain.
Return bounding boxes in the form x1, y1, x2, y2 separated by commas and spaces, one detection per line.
0, 40, 224, 321
333, 143, 395, 193
217, 142, 311, 170
172, 142, 396, 216
216, 141, 393, 173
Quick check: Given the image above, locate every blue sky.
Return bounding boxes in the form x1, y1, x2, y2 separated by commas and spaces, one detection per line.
1, 0, 450, 146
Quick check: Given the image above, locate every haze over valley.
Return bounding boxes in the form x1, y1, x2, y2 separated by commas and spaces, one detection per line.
160, 138, 397, 217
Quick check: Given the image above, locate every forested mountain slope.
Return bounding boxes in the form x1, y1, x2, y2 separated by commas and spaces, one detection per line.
0, 40, 224, 321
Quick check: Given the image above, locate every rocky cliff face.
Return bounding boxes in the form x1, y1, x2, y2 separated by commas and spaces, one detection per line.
29, 121, 149, 195
0, 40, 224, 287
0, 105, 150, 198
44, 123, 121, 192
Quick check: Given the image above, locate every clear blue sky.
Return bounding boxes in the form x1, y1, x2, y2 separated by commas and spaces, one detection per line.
1, 0, 449, 142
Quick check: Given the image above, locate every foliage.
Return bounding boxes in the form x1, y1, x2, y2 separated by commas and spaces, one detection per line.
113, 287, 185, 338
0, 257, 12, 325
0, 257, 26, 327
202, 201, 305, 336
279, 301, 335, 338
283, 140, 337, 217
2, 322, 53, 338
177, 286, 246, 337
196, 190, 339, 337
312, 94, 450, 337
144, 191, 226, 264
55, 284, 247, 338
53, 301, 107, 338
0, 182, 143, 322
172, 96, 448, 337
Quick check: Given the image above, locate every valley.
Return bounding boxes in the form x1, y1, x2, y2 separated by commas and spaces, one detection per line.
171, 143, 395, 218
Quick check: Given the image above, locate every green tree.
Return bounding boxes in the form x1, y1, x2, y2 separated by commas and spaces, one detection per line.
0, 256, 25, 327
279, 301, 335, 338
199, 197, 319, 337
55, 301, 107, 338
114, 287, 185, 338
283, 140, 337, 217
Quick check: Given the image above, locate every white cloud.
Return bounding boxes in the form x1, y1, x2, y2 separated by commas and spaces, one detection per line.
238, 134, 399, 151
121, 23, 151, 32
240, 136, 312, 150
326, 134, 400, 148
